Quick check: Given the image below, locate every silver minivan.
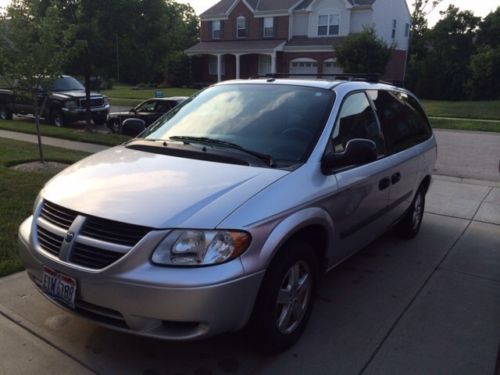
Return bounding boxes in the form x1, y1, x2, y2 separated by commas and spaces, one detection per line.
18, 78, 437, 352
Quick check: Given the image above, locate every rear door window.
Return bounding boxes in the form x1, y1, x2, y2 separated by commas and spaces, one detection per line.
331, 92, 384, 155
369, 90, 432, 154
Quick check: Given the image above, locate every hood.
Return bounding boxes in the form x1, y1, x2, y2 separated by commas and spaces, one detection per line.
51, 90, 103, 100
42, 146, 288, 229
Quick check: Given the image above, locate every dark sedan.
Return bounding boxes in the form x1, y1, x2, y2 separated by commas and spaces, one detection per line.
107, 96, 188, 133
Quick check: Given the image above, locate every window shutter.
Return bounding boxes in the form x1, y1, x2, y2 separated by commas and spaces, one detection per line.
208, 21, 212, 39
259, 17, 263, 38
220, 20, 224, 39
273, 17, 278, 37
245, 17, 248, 37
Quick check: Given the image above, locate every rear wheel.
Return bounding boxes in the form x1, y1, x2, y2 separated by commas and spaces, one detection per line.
396, 186, 425, 239
108, 119, 121, 133
0, 103, 13, 120
50, 109, 65, 127
249, 240, 318, 353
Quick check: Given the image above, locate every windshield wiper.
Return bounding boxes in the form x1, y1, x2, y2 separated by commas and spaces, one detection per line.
169, 136, 275, 167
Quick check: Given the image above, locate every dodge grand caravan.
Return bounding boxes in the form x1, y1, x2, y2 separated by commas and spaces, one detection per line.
18, 78, 437, 352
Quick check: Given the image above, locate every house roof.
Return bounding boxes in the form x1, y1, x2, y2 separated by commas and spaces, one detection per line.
200, 0, 303, 18
295, 0, 375, 11
185, 40, 287, 55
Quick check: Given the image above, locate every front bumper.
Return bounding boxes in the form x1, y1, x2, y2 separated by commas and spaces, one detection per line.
62, 104, 110, 121
18, 216, 264, 340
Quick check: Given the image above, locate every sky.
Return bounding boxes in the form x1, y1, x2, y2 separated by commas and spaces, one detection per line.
0, 0, 498, 25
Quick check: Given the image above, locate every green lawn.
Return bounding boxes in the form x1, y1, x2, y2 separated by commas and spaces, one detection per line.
0, 139, 89, 277
430, 118, 500, 133
103, 85, 198, 107
0, 120, 129, 146
422, 100, 500, 121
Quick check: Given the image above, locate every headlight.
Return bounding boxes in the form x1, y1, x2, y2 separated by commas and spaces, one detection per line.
65, 100, 78, 109
103, 97, 109, 105
151, 230, 251, 266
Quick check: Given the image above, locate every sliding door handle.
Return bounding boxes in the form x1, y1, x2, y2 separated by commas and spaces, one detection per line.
379, 177, 391, 191
392, 172, 401, 184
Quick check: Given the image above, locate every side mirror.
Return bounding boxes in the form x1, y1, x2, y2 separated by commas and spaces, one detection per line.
322, 138, 378, 174
121, 118, 146, 137
130, 108, 137, 114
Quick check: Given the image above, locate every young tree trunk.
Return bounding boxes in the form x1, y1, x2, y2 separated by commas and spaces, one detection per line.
84, 61, 93, 132
33, 93, 45, 163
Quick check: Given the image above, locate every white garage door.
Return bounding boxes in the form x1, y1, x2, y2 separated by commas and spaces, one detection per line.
290, 59, 318, 76
323, 59, 343, 76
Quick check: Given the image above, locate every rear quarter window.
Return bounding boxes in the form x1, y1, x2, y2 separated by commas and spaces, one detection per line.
369, 90, 432, 154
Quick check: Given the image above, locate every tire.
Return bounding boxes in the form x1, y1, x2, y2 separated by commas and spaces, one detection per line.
93, 117, 106, 126
396, 186, 426, 239
108, 119, 121, 133
50, 109, 65, 127
248, 240, 319, 353
0, 103, 13, 120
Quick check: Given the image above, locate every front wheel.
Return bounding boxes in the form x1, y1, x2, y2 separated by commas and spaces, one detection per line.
0, 103, 13, 120
396, 186, 425, 239
50, 109, 65, 127
249, 240, 318, 353
108, 119, 121, 133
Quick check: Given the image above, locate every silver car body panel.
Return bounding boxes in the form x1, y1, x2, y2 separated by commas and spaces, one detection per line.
18, 79, 437, 340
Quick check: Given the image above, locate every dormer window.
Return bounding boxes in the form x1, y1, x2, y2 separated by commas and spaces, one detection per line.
318, 14, 340, 36
263, 17, 274, 38
237, 16, 247, 38
212, 20, 221, 40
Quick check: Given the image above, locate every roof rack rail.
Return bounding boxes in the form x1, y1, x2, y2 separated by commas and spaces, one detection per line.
263, 73, 380, 83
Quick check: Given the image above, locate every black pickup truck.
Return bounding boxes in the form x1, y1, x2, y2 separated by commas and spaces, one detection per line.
0, 75, 110, 126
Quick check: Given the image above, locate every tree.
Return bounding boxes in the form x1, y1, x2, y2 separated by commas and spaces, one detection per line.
0, 0, 75, 162
465, 47, 500, 100
335, 27, 392, 75
476, 7, 500, 48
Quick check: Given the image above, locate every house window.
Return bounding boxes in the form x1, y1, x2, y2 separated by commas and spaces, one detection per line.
209, 56, 225, 76
318, 14, 340, 36
212, 20, 221, 40
263, 17, 274, 38
258, 55, 272, 75
392, 19, 397, 39
405, 23, 410, 37
237, 16, 247, 38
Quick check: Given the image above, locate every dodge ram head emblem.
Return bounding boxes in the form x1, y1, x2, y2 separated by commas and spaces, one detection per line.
65, 231, 75, 243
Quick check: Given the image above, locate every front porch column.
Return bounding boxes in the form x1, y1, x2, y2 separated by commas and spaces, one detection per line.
235, 54, 241, 79
217, 54, 222, 82
271, 52, 277, 74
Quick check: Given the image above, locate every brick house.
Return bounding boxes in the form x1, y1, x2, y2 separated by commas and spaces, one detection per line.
185, 0, 411, 84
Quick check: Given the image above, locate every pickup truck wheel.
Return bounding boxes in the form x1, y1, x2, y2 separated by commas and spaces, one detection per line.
396, 186, 425, 239
0, 103, 13, 120
50, 109, 65, 127
108, 119, 121, 133
249, 240, 318, 353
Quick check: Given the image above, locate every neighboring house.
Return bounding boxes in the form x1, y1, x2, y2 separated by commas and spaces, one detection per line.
185, 0, 411, 84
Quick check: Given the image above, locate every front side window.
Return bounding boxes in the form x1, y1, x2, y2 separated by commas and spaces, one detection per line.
331, 92, 383, 154
263, 17, 274, 37
370, 90, 432, 153
143, 84, 335, 165
318, 14, 340, 36
237, 16, 247, 38
136, 100, 156, 112
212, 20, 221, 40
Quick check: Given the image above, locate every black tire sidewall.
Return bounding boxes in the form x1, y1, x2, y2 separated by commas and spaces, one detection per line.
397, 186, 425, 239
250, 241, 319, 353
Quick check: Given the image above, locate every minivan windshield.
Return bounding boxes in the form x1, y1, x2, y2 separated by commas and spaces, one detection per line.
141, 84, 335, 165
52, 76, 85, 91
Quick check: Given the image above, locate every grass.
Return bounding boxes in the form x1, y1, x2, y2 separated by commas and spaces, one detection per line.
0, 139, 89, 277
103, 85, 198, 107
422, 100, 500, 121
430, 118, 500, 133
0, 120, 129, 146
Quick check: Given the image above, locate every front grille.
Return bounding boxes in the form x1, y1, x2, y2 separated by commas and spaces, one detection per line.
40, 200, 78, 230
36, 200, 152, 270
37, 226, 63, 256
79, 98, 104, 107
70, 242, 125, 269
81, 217, 151, 247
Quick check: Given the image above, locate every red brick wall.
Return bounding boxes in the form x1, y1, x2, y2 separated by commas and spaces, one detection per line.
383, 49, 407, 82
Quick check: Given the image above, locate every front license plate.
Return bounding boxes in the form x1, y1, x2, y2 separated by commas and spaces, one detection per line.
41, 266, 77, 309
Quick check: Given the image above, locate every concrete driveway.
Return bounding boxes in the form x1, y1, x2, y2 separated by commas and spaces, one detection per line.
1, 176, 499, 375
